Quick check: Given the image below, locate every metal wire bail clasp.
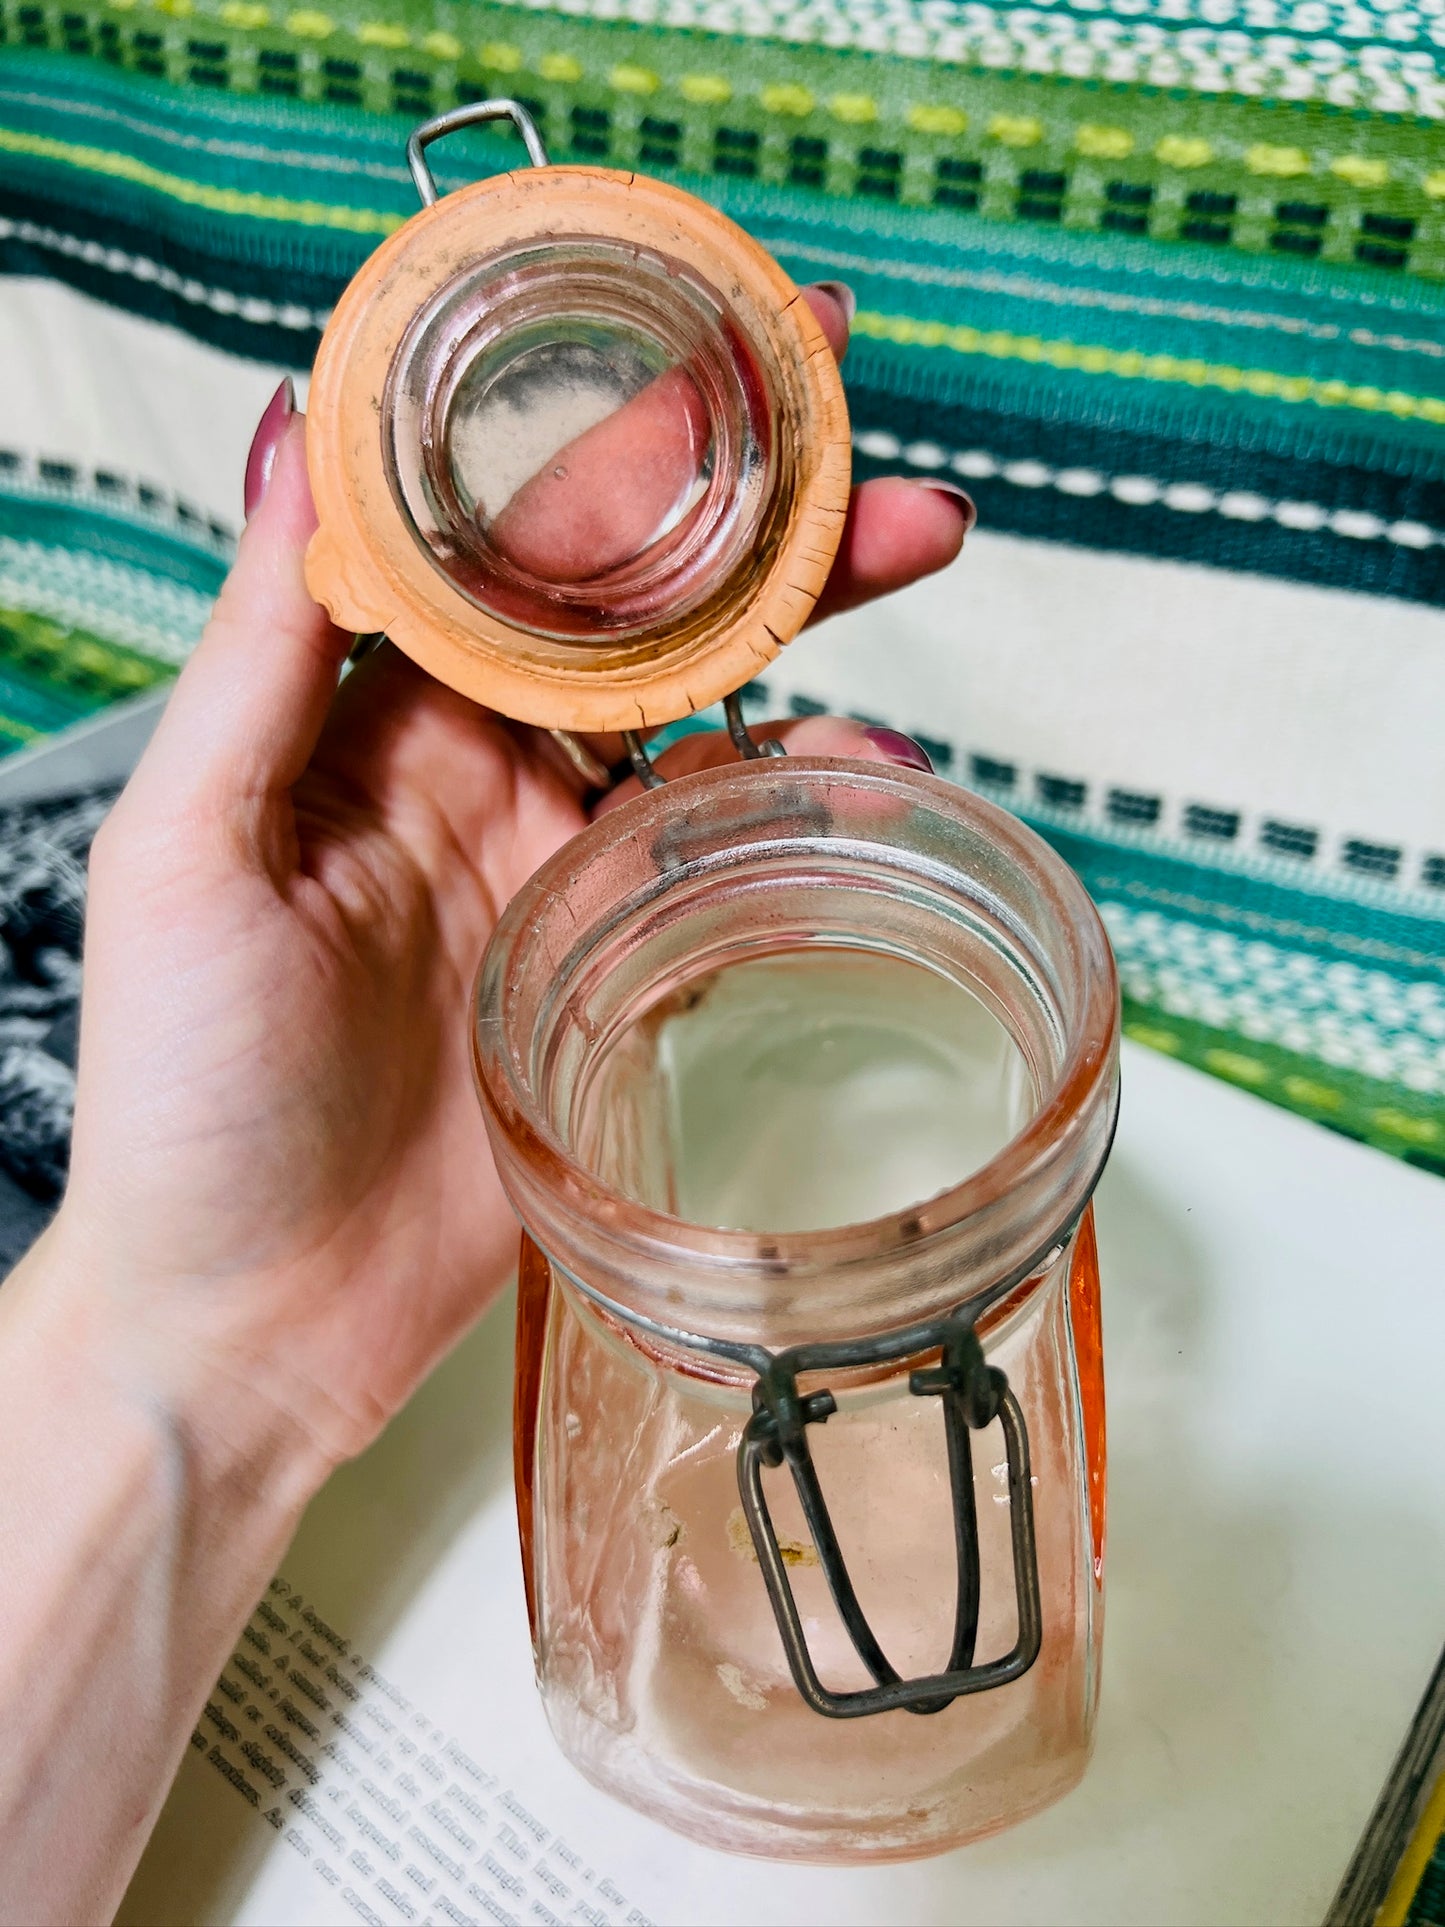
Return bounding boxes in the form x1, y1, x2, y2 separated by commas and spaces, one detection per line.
737, 1307, 1044, 1720
407, 99, 551, 207
623, 692, 788, 791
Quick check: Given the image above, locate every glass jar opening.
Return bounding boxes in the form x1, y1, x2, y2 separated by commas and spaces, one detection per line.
580, 947, 1038, 1238
384, 237, 784, 648
475, 762, 1119, 1348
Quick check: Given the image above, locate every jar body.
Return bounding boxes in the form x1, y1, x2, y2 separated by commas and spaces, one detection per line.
515, 1214, 1105, 1862
476, 761, 1119, 1864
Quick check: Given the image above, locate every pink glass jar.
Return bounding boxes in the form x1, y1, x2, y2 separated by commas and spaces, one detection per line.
473, 757, 1119, 1863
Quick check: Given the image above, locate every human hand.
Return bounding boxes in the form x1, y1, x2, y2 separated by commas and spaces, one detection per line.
44, 286, 973, 1476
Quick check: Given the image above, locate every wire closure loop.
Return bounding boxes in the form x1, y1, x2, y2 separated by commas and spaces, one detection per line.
739, 1312, 1042, 1720
539, 1256, 1076, 1717
622, 692, 788, 790
406, 99, 551, 206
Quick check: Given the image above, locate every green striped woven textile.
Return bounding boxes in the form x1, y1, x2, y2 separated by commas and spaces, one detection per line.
0, 454, 228, 752
4, 445, 1440, 1173
1, 36, 1443, 599
0, 2, 1441, 1171
723, 682, 1445, 1176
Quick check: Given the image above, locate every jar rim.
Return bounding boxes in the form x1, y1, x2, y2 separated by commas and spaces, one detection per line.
473, 759, 1120, 1340
382, 234, 787, 646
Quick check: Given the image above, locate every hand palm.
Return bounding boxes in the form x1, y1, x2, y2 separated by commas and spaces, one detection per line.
75, 636, 585, 1446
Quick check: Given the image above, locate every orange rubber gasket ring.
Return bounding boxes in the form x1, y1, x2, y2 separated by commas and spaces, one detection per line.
305, 166, 852, 734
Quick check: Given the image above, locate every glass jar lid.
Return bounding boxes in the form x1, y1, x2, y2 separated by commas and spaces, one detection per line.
386, 235, 784, 644
306, 116, 851, 734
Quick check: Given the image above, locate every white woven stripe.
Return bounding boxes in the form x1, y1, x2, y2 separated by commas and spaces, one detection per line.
1103, 902, 1445, 1092
0, 218, 331, 334
520, 0, 1445, 109
0, 538, 212, 664
854, 430, 1445, 553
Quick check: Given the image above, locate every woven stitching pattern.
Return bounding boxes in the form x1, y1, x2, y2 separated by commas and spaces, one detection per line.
0, 23, 1441, 1155
4, 3, 1445, 275
0, 455, 229, 744
2, 48, 1440, 603
721, 682, 1445, 1170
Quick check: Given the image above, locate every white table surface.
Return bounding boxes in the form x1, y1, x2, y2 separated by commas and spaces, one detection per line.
120, 1039, 1445, 1927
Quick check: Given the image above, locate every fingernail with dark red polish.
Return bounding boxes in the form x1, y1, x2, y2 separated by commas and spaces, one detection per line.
244, 376, 295, 521
864, 728, 933, 774
915, 479, 977, 534
815, 281, 857, 326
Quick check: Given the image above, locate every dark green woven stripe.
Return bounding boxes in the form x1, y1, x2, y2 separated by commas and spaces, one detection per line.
849, 427, 1445, 607
0, 183, 345, 366
1406, 1833, 1445, 1927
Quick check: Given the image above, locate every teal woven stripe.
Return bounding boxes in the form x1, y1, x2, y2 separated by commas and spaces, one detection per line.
931, 814, 1443, 1171
0, 656, 102, 740
0, 485, 233, 602
0, 470, 228, 753
7, 42, 1430, 331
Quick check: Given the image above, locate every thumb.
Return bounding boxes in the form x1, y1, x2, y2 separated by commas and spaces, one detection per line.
125, 392, 351, 824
